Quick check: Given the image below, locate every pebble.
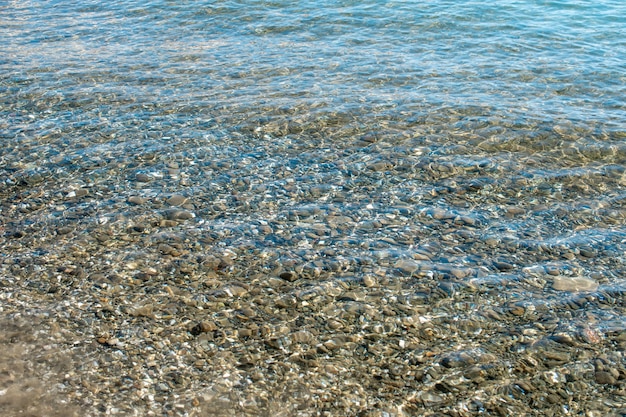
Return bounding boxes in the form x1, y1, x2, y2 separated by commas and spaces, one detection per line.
429, 207, 455, 220
367, 161, 393, 171
418, 392, 444, 407
394, 259, 420, 274
551, 333, 577, 346
136, 173, 152, 182
362, 275, 377, 288
578, 247, 596, 258
552, 276, 598, 292
165, 209, 195, 221
508, 304, 525, 316
238, 328, 254, 338
542, 350, 570, 364
505, 206, 526, 216
595, 371, 617, 385
4, 82, 626, 417
226, 285, 248, 297
440, 351, 476, 368
67, 188, 89, 198
128, 196, 147, 205
545, 266, 560, 276
57, 226, 73, 235
190, 321, 217, 336
494, 261, 514, 271
279, 271, 298, 282
166, 194, 187, 206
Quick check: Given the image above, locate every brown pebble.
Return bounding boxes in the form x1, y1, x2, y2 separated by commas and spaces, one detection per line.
136, 173, 152, 182
451, 268, 467, 279
57, 226, 73, 235
545, 266, 560, 276
543, 350, 569, 363
238, 328, 253, 338
514, 380, 535, 393
165, 209, 194, 221
595, 371, 617, 385
505, 206, 526, 216
483, 309, 504, 321
279, 271, 298, 282
227, 285, 248, 297
509, 305, 525, 316
579, 248, 595, 258
494, 261, 514, 271
546, 394, 561, 404
362, 275, 377, 287
160, 220, 178, 227
128, 196, 147, 205
552, 333, 577, 346
190, 321, 217, 336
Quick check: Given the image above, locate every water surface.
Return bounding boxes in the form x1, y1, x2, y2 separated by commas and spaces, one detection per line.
1, 0, 626, 415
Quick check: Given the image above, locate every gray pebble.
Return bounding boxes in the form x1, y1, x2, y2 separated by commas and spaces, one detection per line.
494, 261, 514, 271
166, 194, 187, 206
128, 196, 147, 205
136, 173, 152, 182
165, 209, 195, 220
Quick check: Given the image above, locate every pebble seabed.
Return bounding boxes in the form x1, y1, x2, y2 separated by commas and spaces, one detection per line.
1, 117, 626, 416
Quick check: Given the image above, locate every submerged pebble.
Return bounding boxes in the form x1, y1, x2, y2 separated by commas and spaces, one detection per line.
552, 276, 599, 292
1, 2, 625, 417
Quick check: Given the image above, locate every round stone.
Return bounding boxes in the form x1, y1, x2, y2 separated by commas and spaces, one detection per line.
279, 271, 298, 282
136, 173, 152, 182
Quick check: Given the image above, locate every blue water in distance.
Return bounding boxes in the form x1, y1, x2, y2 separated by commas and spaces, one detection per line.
2, 0, 625, 132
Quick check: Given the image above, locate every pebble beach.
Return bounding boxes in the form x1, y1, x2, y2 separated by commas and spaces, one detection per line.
1, 1, 626, 416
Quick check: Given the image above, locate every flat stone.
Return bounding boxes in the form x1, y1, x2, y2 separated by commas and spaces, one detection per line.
509, 305, 525, 316
367, 161, 392, 171
136, 173, 152, 182
505, 206, 526, 216
552, 276, 598, 292
595, 371, 617, 385
494, 261, 514, 271
395, 259, 420, 274
450, 268, 467, 279
128, 196, 147, 205
165, 209, 195, 220
166, 194, 187, 206
279, 271, 298, 282
578, 247, 596, 258
551, 333, 577, 346
430, 208, 455, 220
68, 188, 89, 198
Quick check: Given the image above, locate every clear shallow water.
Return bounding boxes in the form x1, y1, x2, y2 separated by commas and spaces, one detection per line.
1, 0, 626, 414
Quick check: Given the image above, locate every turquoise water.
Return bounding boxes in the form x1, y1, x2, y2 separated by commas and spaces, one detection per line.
3, 0, 625, 130
1, 1, 626, 414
